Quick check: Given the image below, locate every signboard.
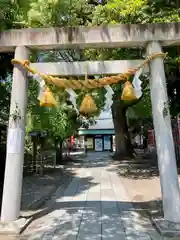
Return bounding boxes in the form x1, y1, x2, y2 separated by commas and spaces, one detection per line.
103, 135, 111, 150
29, 131, 47, 137
95, 138, 103, 151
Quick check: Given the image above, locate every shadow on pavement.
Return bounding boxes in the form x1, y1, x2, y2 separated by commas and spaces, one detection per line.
21, 199, 162, 240
21, 166, 76, 211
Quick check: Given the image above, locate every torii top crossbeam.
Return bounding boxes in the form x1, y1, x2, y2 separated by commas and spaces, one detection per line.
0, 22, 180, 52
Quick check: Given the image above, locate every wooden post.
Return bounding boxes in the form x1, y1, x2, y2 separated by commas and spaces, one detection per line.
147, 41, 180, 222
1, 46, 29, 222
32, 136, 37, 172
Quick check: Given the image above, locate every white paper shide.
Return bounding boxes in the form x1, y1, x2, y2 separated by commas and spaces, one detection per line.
104, 85, 114, 111
66, 88, 78, 113
132, 68, 143, 98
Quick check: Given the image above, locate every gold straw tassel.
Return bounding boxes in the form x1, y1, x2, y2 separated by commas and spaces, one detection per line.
79, 64, 97, 115
80, 95, 97, 114
40, 87, 57, 107
121, 81, 137, 100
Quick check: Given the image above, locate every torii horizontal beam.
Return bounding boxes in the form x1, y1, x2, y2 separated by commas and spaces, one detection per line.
30, 60, 149, 76
0, 22, 180, 52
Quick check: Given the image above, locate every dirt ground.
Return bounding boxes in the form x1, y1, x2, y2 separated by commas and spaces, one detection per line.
120, 174, 163, 217
113, 150, 178, 218
115, 151, 180, 220
120, 175, 161, 203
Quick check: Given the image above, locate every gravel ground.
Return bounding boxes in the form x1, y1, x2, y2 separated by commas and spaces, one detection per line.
21, 165, 75, 215
116, 157, 180, 219
120, 174, 163, 217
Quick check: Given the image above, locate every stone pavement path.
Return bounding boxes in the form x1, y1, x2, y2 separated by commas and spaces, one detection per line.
20, 153, 164, 240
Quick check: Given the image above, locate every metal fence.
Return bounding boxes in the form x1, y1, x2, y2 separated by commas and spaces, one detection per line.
24, 150, 56, 176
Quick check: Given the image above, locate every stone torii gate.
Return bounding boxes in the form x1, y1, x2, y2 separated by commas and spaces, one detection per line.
1, 22, 180, 234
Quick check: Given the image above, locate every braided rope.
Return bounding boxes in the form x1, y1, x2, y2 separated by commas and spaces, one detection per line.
11, 52, 166, 90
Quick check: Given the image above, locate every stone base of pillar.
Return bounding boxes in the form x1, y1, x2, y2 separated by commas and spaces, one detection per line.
0, 217, 32, 235
153, 218, 180, 237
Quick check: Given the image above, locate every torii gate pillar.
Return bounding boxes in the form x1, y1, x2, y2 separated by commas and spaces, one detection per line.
1, 46, 29, 222
147, 41, 180, 223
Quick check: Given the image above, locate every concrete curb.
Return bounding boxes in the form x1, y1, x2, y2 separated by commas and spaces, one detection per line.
152, 217, 180, 237
0, 217, 33, 235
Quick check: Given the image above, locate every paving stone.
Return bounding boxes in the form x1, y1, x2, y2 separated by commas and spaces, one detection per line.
21, 152, 160, 240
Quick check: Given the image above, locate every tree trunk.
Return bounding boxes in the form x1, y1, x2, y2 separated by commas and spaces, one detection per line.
55, 140, 63, 165
112, 101, 135, 160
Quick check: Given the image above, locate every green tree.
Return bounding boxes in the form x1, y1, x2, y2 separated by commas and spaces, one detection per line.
87, 0, 180, 158
27, 80, 83, 163
1, 0, 180, 159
